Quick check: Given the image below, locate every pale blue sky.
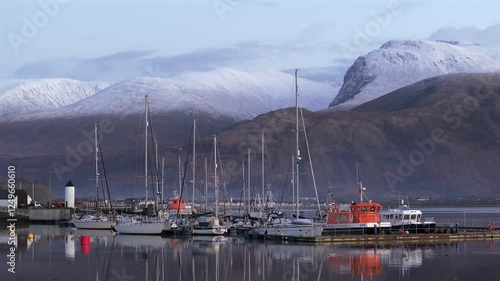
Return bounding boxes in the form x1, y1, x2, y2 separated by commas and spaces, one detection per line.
0, 0, 499, 80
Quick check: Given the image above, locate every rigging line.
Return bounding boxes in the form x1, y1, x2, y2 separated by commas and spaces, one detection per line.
177, 123, 193, 218
97, 131, 113, 212
299, 104, 322, 220
146, 109, 162, 214
148, 104, 161, 182
133, 114, 144, 201
195, 119, 205, 181
263, 132, 277, 201
279, 157, 292, 208
238, 161, 244, 218
148, 114, 159, 213
84, 136, 94, 212
95, 126, 107, 211
216, 140, 229, 204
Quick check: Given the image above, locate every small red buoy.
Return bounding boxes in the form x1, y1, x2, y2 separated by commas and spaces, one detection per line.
80, 236, 91, 254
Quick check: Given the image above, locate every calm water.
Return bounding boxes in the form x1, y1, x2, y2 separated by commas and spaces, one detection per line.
1, 207, 499, 281
420, 206, 500, 227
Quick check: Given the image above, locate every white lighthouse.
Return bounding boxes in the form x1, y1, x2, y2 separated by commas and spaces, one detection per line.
64, 181, 75, 208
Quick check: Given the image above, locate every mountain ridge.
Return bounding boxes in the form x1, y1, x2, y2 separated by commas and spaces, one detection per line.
330, 40, 500, 109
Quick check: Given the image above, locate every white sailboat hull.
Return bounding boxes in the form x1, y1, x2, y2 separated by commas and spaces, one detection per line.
256, 224, 323, 237
114, 222, 164, 235
73, 220, 115, 230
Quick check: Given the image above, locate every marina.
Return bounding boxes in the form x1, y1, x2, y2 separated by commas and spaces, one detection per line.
1, 219, 499, 281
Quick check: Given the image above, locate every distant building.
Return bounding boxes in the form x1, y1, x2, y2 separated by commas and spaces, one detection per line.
0, 189, 29, 209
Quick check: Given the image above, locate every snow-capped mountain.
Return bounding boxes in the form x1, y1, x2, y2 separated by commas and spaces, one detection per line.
329, 40, 500, 109
15, 68, 339, 121
0, 79, 110, 117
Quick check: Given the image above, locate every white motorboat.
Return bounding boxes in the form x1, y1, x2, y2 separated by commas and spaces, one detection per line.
380, 201, 436, 233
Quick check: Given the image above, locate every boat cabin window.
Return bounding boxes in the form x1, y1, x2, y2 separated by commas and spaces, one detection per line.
336, 215, 349, 223
404, 215, 410, 220
361, 207, 368, 214
369, 206, 375, 213
417, 214, 421, 221
410, 214, 416, 220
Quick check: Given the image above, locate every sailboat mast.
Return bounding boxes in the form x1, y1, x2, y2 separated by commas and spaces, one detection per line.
214, 135, 218, 218
94, 122, 99, 209
291, 155, 295, 212
295, 69, 300, 218
204, 157, 208, 212
161, 157, 165, 208
261, 132, 265, 208
155, 139, 159, 213
144, 95, 149, 206
242, 160, 245, 215
356, 162, 363, 202
247, 148, 251, 213
178, 156, 181, 194
192, 118, 196, 209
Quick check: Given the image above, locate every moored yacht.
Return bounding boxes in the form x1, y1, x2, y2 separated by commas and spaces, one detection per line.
114, 95, 164, 235
73, 213, 115, 230
255, 211, 323, 237
73, 123, 115, 230
191, 135, 227, 236
254, 69, 323, 238
192, 215, 227, 235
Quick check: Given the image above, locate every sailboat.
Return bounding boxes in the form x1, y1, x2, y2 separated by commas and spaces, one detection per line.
73, 123, 115, 230
115, 95, 164, 235
191, 135, 228, 235
256, 69, 323, 237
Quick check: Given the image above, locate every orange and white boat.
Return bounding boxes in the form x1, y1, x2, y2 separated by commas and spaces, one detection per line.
160, 191, 191, 217
323, 182, 391, 235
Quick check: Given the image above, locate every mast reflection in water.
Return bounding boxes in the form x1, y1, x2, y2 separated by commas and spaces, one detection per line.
2, 225, 500, 281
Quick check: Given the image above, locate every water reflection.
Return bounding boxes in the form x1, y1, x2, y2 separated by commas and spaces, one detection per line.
3, 225, 500, 281
65, 233, 75, 260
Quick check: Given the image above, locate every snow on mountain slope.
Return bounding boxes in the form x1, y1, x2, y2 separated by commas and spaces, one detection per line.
329, 40, 500, 109
0, 79, 110, 117
15, 68, 339, 121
